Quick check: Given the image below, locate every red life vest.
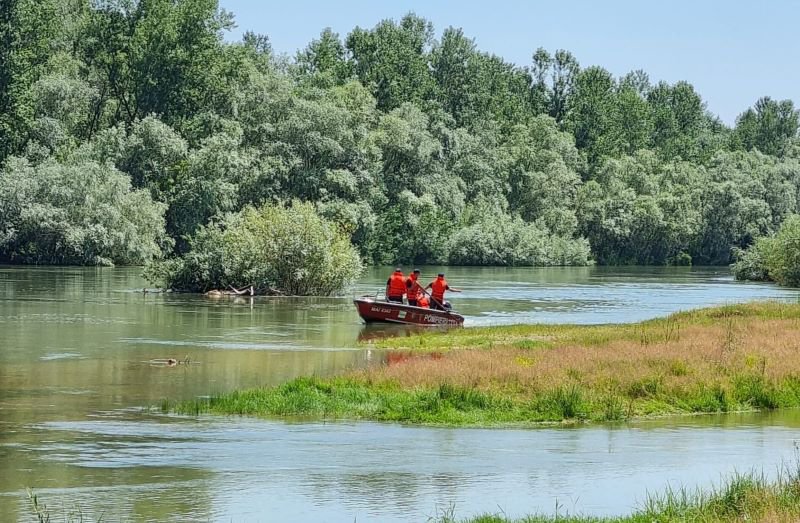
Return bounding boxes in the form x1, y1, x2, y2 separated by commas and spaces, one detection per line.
406, 274, 421, 300
417, 295, 430, 308
430, 276, 448, 302
387, 271, 406, 298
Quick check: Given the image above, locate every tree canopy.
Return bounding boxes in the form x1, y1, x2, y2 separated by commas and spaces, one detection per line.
1, 2, 799, 281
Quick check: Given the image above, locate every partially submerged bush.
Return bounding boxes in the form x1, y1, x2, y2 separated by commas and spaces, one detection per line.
733, 215, 800, 286
146, 202, 363, 295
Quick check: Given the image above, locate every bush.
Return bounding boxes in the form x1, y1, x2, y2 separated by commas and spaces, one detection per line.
446, 212, 591, 266
733, 215, 800, 287
732, 244, 770, 282
0, 157, 169, 265
146, 201, 363, 295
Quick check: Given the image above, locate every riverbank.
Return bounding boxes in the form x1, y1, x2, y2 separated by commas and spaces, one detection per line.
170, 301, 800, 425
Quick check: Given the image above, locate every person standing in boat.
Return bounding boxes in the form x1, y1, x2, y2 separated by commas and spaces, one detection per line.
385, 268, 406, 303
425, 272, 461, 310
405, 269, 424, 306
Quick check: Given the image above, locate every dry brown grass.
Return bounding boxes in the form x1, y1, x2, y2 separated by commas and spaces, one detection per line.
179, 302, 800, 425
354, 302, 800, 417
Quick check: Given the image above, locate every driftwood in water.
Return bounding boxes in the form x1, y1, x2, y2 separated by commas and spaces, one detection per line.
204, 285, 285, 297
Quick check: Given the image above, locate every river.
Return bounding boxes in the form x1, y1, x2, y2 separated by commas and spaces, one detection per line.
1, 266, 800, 521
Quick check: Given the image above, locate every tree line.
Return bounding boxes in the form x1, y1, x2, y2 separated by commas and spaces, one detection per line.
1, 0, 799, 276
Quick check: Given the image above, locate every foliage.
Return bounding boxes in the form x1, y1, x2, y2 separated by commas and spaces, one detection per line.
146, 202, 363, 295
0, 156, 169, 265
1, 4, 799, 272
447, 208, 590, 266
734, 215, 800, 286
733, 97, 799, 157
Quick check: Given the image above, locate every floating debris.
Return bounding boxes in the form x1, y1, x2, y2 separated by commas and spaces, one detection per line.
148, 355, 195, 367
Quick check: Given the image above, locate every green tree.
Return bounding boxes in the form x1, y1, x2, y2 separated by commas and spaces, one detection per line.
648, 81, 705, 161
0, 0, 66, 162
613, 84, 653, 155
346, 13, 434, 111
733, 97, 799, 157
567, 66, 618, 168
447, 203, 590, 266
81, 0, 233, 128
504, 117, 582, 235
531, 48, 580, 124
296, 28, 350, 85
0, 155, 169, 265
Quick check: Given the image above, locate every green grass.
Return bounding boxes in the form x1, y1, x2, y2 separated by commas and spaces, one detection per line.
168, 377, 559, 425
166, 301, 800, 426
166, 372, 800, 426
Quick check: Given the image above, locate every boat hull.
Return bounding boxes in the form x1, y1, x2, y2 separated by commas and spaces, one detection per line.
353, 298, 464, 326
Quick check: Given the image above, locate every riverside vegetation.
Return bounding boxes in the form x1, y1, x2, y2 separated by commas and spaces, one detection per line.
169, 301, 800, 425
3, 2, 800, 294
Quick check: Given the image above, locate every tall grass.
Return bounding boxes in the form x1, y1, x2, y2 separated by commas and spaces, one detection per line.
170, 301, 800, 425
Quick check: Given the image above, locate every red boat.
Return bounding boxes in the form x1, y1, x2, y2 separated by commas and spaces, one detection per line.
353, 297, 464, 326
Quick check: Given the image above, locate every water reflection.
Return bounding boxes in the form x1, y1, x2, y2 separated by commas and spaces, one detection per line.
3, 266, 800, 521
6, 413, 799, 522
357, 323, 448, 343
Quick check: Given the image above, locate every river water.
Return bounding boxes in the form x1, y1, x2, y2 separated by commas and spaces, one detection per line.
2, 266, 800, 521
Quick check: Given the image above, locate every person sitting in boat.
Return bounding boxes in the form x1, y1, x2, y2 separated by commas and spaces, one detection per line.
425, 273, 461, 311
385, 268, 406, 303
417, 294, 430, 308
405, 268, 423, 306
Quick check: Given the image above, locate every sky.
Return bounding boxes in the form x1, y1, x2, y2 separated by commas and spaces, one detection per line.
218, 0, 800, 125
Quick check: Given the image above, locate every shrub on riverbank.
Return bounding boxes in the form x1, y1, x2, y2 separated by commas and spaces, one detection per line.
171, 302, 800, 425
145, 202, 363, 295
734, 215, 800, 286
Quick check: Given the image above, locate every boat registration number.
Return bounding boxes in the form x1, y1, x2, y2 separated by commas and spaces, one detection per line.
370, 306, 393, 313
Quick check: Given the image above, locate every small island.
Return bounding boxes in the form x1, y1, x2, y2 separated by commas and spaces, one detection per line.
168, 301, 800, 425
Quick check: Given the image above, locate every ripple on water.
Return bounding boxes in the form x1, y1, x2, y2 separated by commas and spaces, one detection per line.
0, 313, 132, 325
39, 352, 85, 361
117, 337, 299, 350
22, 413, 800, 521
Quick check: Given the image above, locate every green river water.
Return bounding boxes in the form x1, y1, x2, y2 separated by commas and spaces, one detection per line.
2, 265, 800, 522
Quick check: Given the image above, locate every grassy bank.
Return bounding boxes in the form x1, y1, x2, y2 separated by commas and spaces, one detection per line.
170, 301, 800, 425
440, 467, 800, 522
